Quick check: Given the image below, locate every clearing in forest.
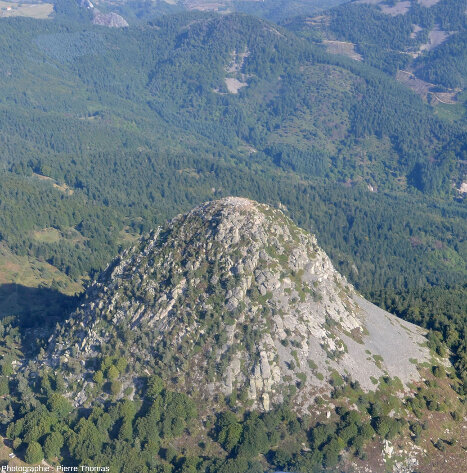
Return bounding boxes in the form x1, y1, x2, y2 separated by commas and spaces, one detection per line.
0, 0, 53, 19
417, 0, 441, 7
224, 49, 250, 94
419, 26, 452, 53
323, 40, 363, 61
225, 77, 247, 94
380, 1, 411, 16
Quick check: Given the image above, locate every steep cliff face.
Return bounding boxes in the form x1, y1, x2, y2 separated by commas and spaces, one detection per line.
45, 197, 429, 410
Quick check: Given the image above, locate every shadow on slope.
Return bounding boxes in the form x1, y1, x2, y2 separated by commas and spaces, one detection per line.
0, 283, 78, 325
0, 283, 79, 355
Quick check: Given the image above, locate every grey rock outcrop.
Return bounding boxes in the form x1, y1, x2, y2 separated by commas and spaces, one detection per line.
92, 10, 129, 28
45, 197, 429, 411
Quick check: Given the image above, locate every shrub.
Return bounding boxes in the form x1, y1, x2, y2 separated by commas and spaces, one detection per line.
110, 380, 122, 396
0, 376, 9, 396
93, 370, 104, 386
25, 441, 44, 464
43, 432, 64, 460
107, 365, 119, 381
432, 365, 445, 378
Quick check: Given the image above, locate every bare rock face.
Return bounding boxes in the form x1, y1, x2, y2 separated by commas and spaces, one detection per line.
79, 0, 94, 8
45, 197, 429, 411
92, 10, 129, 28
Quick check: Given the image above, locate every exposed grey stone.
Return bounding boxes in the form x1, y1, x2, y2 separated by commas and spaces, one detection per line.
42, 197, 431, 412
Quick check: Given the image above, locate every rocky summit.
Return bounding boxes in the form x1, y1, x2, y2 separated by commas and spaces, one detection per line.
45, 197, 429, 411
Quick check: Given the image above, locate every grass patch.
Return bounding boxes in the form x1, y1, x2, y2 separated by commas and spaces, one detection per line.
0, 243, 83, 296
265, 245, 289, 266
372, 354, 384, 369
33, 227, 61, 244
329, 369, 344, 387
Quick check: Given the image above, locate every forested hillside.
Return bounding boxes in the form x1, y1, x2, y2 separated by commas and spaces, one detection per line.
284, 1, 467, 115
0, 9, 465, 295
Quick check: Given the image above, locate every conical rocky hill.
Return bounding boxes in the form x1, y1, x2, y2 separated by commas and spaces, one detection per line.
45, 197, 429, 411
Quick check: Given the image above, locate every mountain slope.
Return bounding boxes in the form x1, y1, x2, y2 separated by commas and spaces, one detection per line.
0, 11, 465, 298
45, 198, 429, 411
284, 0, 467, 114
0, 199, 463, 473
